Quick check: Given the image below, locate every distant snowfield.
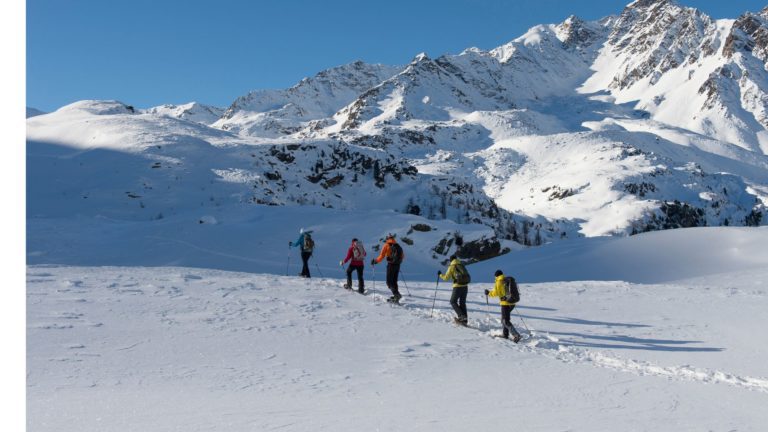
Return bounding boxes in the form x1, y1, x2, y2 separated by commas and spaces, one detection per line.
27, 227, 768, 431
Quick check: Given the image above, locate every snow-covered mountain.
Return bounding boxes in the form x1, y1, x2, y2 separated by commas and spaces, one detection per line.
213, 61, 402, 138
143, 102, 225, 126
26, 0, 768, 270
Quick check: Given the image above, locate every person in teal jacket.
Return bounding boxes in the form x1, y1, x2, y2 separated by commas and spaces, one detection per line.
289, 228, 314, 278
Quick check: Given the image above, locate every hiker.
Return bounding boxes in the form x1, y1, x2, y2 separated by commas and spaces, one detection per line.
438, 254, 470, 326
485, 270, 522, 343
371, 233, 404, 303
289, 228, 314, 278
340, 238, 366, 293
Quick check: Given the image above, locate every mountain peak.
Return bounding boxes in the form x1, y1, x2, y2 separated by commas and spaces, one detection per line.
626, 0, 675, 10
557, 14, 601, 48
412, 52, 431, 63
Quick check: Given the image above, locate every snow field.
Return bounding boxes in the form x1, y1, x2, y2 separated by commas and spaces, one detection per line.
27, 262, 768, 431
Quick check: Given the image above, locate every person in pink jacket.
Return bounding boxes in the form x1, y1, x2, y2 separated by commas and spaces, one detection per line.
340, 238, 366, 293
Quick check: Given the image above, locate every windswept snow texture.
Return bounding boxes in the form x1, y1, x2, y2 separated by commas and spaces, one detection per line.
28, 251, 768, 431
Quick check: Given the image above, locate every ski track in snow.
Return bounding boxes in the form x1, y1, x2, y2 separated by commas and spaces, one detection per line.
314, 278, 768, 394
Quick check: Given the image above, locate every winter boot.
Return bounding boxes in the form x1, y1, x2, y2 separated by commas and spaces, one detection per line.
512, 333, 521, 343
453, 317, 468, 326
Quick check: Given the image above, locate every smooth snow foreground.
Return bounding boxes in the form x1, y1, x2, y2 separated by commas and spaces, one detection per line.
27, 264, 768, 431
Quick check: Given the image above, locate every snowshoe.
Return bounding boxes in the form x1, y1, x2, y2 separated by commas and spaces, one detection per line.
357, 288, 365, 294
453, 317, 468, 327
386, 295, 402, 304
512, 334, 522, 343
342, 283, 352, 290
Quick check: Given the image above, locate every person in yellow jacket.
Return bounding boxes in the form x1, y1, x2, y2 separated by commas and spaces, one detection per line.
371, 234, 404, 303
484, 270, 521, 342
438, 254, 470, 326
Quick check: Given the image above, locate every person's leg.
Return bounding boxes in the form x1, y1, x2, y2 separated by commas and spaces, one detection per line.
450, 288, 462, 318
301, 252, 311, 277
386, 265, 396, 297
391, 264, 400, 298
505, 305, 520, 340
345, 265, 353, 288
355, 265, 364, 291
457, 286, 468, 321
501, 305, 512, 338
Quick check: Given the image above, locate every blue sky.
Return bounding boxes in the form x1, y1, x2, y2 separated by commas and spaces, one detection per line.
27, 0, 768, 112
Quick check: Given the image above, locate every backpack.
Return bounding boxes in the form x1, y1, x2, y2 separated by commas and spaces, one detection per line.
352, 242, 366, 261
502, 276, 520, 303
387, 243, 403, 264
303, 233, 315, 252
453, 262, 471, 285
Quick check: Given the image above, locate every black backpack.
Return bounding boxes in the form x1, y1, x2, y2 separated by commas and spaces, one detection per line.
388, 243, 403, 264
453, 262, 471, 285
502, 276, 520, 303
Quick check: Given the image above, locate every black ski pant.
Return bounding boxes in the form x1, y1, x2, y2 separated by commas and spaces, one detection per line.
346, 264, 364, 291
501, 305, 520, 338
450, 286, 468, 320
300, 251, 312, 278
386, 263, 401, 297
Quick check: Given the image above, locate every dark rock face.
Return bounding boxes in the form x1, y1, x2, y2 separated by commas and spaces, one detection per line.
724, 13, 768, 61
456, 237, 504, 263
609, 0, 718, 89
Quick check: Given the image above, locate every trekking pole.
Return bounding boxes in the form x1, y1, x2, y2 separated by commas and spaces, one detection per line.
514, 308, 531, 334
315, 263, 324, 279
430, 274, 440, 317
372, 264, 376, 303
286, 244, 291, 276
485, 294, 491, 324
399, 271, 412, 297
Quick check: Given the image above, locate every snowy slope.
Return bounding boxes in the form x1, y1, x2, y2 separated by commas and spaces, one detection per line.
27, 227, 768, 431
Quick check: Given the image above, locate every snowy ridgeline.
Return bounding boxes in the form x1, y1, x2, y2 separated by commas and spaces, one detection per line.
27, 227, 768, 431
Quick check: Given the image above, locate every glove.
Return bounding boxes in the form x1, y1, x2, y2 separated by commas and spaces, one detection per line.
484, 289, 490, 296
339, 260, 344, 267
288, 241, 291, 247
370, 259, 376, 266
437, 270, 441, 276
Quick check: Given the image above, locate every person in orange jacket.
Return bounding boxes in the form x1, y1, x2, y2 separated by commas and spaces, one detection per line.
485, 270, 521, 342
371, 234, 404, 303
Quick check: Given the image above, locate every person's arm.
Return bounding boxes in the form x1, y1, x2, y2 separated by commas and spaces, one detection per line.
342, 246, 353, 265
488, 277, 502, 298
439, 263, 454, 281
374, 243, 390, 264
291, 234, 303, 248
